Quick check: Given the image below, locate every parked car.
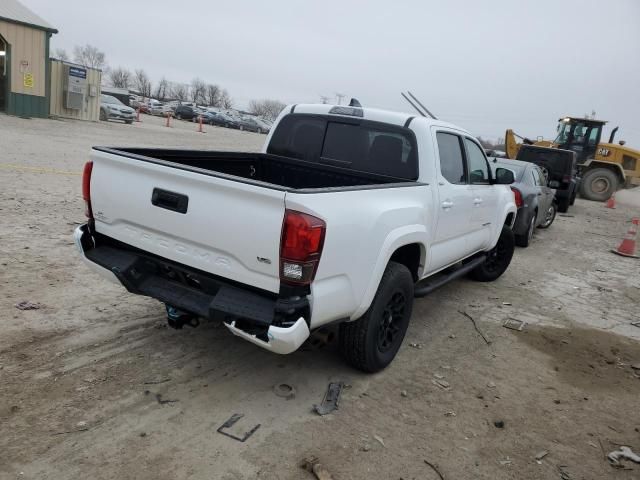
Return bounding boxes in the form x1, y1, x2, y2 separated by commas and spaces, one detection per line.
136, 102, 150, 114
150, 104, 174, 116
490, 158, 556, 247
211, 112, 240, 129
74, 103, 517, 372
190, 109, 214, 123
192, 110, 239, 128
99, 94, 135, 124
130, 99, 144, 110
237, 116, 268, 133
254, 118, 272, 134
485, 149, 507, 158
143, 100, 162, 114
174, 105, 199, 120
516, 144, 578, 213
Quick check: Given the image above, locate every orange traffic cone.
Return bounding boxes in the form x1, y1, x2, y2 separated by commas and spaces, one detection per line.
606, 193, 616, 209
612, 217, 639, 258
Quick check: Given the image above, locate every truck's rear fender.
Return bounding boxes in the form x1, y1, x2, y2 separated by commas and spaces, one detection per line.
351, 226, 428, 320
284, 186, 431, 327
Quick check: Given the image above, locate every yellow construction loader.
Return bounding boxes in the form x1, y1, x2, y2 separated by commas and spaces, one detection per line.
505, 117, 640, 201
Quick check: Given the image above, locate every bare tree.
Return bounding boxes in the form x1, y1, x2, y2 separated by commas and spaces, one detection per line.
206, 84, 221, 107
134, 69, 153, 98
170, 82, 189, 102
476, 136, 491, 149
477, 136, 506, 151
54, 48, 69, 61
248, 99, 286, 121
190, 78, 207, 105
108, 67, 131, 89
154, 77, 170, 101
73, 44, 107, 69
219, 89, 233, 109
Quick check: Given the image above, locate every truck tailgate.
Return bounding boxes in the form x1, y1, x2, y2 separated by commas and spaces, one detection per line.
90, 149, 285, 293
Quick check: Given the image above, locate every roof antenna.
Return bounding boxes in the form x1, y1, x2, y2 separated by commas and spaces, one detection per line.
407, 91, 437, 120
401, 92, 426, 117
349, 98, 362, 108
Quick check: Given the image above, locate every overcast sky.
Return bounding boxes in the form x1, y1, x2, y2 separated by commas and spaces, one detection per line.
22, 0, 640, 144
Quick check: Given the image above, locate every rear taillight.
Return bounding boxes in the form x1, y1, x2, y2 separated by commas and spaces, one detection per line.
280, 210, 326, 285
82, 161, 93, 218
562, 174, 572, 183
511, 186, 523, 208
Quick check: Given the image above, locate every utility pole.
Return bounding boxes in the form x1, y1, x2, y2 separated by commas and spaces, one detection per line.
335, 93, 345, 105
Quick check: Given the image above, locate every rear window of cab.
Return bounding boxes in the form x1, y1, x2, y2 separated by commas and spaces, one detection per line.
267, 114, 418, 180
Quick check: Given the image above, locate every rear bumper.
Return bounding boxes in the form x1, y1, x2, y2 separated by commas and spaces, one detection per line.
512, 209, 532, 236
225, 318, 309, 354
555, 177, 581, 200
554, 181, 576, 200
108, 112, 135, 121
74, 225, 310, 354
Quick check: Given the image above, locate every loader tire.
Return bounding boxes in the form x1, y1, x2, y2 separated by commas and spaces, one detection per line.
580, 168, 618, 202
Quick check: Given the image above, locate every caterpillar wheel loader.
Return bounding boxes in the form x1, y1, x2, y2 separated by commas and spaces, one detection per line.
506, 117, 640, 201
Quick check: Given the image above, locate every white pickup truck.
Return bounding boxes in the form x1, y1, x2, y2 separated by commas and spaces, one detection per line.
75, 103, 517, 372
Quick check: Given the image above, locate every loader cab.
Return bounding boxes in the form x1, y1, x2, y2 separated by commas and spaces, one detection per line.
554, 117, 605, 163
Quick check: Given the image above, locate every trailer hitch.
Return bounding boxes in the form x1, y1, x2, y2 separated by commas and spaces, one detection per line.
165, 305, 200, 329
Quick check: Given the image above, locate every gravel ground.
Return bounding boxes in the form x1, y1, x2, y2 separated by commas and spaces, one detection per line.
1, 113, 640, 480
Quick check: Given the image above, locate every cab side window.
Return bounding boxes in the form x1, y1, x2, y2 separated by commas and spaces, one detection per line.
464, 138, 490, 184
436, 132, 466, 184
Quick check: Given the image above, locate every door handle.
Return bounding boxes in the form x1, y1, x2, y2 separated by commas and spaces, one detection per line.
151, 188, 189, 214
441, 200, 454, 209
473, 198, 483, 205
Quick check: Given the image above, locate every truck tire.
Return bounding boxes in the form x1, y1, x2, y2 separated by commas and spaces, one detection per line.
339, 262, 414, 373
470, 226, 515, 281
580, 168, 618, 201
557, 196, 570, 213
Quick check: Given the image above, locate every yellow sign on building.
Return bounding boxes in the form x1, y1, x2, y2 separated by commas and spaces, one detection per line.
24, 73, 34, 88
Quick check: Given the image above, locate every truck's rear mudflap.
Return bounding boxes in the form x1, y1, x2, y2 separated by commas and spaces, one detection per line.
74, 225, 310, 354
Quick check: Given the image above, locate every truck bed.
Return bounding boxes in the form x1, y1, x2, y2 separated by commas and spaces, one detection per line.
95, 147, 414, 191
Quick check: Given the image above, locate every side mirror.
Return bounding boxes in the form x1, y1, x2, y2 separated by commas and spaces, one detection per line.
495, 167, 515, 185
470, 170, 486, 183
